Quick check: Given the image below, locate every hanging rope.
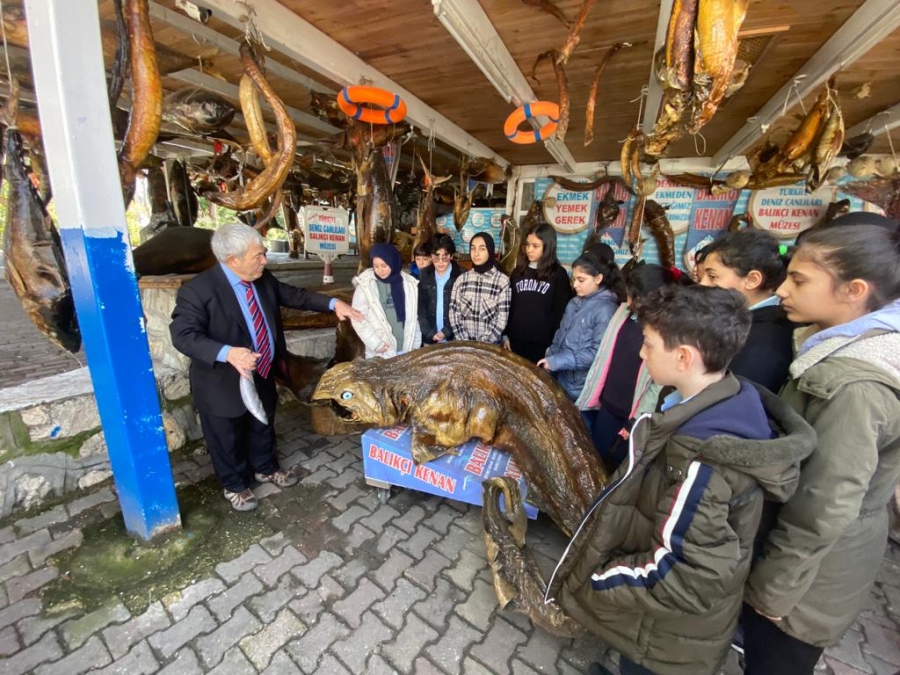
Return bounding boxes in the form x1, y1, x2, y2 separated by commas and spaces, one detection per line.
781, 75, 808, 118
237, 0, 269, 50
427, 118, 435, 177
632, 84, 648, 133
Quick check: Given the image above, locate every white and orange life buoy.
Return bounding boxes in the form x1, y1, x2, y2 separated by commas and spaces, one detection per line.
337, 86, 407, 125
503, 101, 559, 144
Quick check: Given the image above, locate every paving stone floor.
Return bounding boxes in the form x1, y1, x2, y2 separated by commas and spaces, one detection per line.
0, 400, 897, 675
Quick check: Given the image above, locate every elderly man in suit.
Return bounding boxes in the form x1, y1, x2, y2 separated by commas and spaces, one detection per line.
170, 222, 362, 511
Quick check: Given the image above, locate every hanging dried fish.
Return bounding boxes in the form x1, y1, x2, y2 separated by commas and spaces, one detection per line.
499, 215, 523, 276
239, 72, 273, 163
532, 50, 570, 142
689, 0, 749, 133
355, 145, 395, 269
645, 199, 675, 268
453, 181, 481, 231
462, 157, 510, 184
808, 97, 844, 193
550, 174, 634, 195
414, 157, 452, 252
108, 0, 130, 110
620, 128, 645, 194
3, 127, 80, 353
162, 88, 236, 135
663, 0, 699, 90
117, 0, 162, 201
627, 195, 646, 255
584, 42, 631, 147
556, 0, 599, 65
520, 0, 571, 28
583, 188, 623, 253
206, 42, 296, 211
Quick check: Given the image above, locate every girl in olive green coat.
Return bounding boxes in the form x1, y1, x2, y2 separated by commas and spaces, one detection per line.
745, 224, 900, 675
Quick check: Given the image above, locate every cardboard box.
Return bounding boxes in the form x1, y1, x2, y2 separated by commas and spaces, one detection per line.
361, 426, 539, 519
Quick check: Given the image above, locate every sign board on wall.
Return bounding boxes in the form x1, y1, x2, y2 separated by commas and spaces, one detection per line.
519, 176, 881, 269
301, 206, 350, 255
748, 185, 836, 238
542, 183, 592, 234
436, 208, 505, 253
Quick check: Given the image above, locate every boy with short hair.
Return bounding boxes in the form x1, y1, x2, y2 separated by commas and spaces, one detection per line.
547, 285, 816, 675
409, 240, 433, 279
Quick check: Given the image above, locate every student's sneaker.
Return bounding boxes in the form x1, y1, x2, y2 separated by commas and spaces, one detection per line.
254, 469, 298, 488
224, 488, 258, 512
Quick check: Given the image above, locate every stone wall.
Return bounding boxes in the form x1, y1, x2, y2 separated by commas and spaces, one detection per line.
0, 320, 338, 521
0, 366, 203, 520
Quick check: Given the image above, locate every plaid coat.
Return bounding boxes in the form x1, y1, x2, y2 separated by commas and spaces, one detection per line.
448, 267, 511, 344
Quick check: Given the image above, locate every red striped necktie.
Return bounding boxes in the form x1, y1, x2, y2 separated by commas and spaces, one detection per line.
240, 281, 272, 379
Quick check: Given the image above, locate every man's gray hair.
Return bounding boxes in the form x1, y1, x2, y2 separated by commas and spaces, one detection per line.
210, 222, 265, 263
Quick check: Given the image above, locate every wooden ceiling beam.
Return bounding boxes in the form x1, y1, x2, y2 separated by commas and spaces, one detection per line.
846, 102, 900, 140
713, 0, 900, 166
148, 1, 335, 95
168, 68, 340, 137
189, 0, 509, 167
640, 0, 675, 134
431, 0, 576, 172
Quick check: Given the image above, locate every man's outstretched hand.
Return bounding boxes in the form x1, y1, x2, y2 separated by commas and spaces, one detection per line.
334, 299, 364, 322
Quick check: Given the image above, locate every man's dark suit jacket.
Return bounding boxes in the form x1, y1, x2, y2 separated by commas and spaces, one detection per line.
170, 265, 332, 418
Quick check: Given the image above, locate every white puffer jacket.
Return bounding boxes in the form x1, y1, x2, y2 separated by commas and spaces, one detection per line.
351, 269, 422, 359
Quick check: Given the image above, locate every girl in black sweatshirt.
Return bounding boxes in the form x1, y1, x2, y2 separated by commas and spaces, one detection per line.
699, 229, 794, 393
503, 222, 572, 363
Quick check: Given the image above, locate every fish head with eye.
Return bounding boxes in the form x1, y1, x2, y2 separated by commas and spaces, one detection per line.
311, 362, 402, 426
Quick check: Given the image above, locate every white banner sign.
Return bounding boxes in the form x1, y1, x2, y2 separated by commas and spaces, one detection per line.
749, 185, 836, 239
302, 206, 350, 255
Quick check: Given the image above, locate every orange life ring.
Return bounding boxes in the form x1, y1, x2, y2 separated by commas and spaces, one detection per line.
504, 101, 559, 144
337, 85, 407, 125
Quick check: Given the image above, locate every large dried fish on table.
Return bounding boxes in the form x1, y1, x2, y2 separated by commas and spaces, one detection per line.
312, 342, 609, 536
117, 0, 162, 203
3, 129, 80, 352
690, 0, 749, 132
206, 42, 296, 211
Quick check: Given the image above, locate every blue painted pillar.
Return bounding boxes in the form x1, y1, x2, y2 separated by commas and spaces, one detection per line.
25, 0, 181, 540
